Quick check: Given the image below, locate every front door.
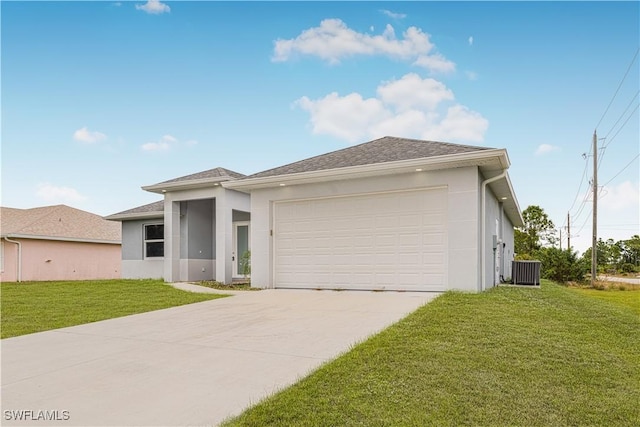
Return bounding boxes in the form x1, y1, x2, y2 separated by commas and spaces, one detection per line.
233, 222, 250, 278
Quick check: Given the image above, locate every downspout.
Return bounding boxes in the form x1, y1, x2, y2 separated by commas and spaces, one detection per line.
4, 236, 22, 282
481, 170, 507, 292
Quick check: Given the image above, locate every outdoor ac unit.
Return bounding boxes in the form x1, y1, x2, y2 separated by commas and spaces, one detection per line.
512, 260, 541, 286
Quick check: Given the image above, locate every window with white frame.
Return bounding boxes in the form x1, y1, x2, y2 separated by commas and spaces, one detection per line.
144, 224, 164, 258
0, 241, 4, 272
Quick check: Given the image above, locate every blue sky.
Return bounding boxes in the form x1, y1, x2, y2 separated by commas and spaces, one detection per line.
2, 1, 638, 254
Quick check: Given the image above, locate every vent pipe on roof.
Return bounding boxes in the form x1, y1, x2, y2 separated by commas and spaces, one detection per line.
481, 170, 507, 292
4, 236, 22, 282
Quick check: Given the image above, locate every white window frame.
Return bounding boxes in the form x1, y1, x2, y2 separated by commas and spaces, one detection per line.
143, 223, 164, 259
0, 240, 4, 273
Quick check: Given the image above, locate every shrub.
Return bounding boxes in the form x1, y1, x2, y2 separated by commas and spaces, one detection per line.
534, 247, 587, 283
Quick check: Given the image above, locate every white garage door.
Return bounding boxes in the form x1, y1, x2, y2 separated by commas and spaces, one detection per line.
274, 187, 447, 291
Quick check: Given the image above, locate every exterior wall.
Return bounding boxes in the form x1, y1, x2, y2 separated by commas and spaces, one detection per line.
502, 212, 515, 280
483, 186, 501, 289
1, 240, 18, 282
121, 219, 164, 279
480, 176, 516, 288
250, 166, 481, 292
0, 238, 120, 282
163, 187, 250, 283
122, 260, 163, 279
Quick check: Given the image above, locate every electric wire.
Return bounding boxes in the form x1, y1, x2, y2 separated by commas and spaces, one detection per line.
603, 90, 640, 142
601, 153, 640, 187
595, 47, 639, 130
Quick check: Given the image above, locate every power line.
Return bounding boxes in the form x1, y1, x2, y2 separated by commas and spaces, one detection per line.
603, 103, 639, 149
603, 90, 640, 142
595, 47, 639, 130
601, 153, 640, 187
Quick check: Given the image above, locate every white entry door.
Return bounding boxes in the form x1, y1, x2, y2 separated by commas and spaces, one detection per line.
233, 222, 250, 278
273, 188, 448, 291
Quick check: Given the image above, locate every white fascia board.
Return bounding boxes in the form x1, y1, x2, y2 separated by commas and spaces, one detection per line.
225, 149, 509, 191
104, 211, 164, 221
142, 177, 229, 194
3, 234, 121, 245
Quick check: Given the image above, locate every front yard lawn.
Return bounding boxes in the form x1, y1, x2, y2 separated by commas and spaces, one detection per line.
570, 287, 640, 315
224, 280, 640, 426
1, 279, 227, 338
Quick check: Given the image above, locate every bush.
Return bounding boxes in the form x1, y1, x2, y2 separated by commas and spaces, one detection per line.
620, 263, 636, 274
534, 247, 587, 283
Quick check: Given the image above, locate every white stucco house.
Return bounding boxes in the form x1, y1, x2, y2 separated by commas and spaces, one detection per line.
108, 136, 522, 292
106, 168, 250, 283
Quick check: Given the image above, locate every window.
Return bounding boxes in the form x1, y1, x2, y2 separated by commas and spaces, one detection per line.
144, 224, 164, 258
0, 241, 4, 272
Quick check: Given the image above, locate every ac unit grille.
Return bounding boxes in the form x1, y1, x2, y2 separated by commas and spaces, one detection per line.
512, 261, 541, 286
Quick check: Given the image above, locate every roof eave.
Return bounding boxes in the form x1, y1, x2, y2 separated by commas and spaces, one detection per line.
225, 149, 510, 191
142, 177, 232, 194
2, 234, 121, 245
104, 211, 164, 221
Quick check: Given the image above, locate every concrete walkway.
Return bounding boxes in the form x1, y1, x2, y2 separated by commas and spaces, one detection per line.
598, 275, 640, 285
1, 288, 439, 426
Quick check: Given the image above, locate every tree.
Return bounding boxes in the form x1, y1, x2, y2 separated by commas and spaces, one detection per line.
536, 247, 587, 283
622, 235, 640, 266
515, 205, 557, 256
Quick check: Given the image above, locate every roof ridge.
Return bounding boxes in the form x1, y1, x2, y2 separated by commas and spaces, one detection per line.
15, 205, 66, 234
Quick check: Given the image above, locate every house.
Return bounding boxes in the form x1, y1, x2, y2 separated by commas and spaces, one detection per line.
110, 136, 522, 292
0, 205, 121, 282
105, 167, 250, 283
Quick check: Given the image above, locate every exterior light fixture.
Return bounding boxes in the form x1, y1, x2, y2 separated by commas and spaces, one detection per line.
415, 168, 423, 172
279, 183, 286, 187
501, 196, 508, 200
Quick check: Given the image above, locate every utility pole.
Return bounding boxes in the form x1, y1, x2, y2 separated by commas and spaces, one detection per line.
567, 212, 571, 250
591, 130, 598, 287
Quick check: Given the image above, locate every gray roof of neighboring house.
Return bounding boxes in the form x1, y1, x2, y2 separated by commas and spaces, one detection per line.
245, 136, 493, 179
153, 167, 245, 186
107, 200, 165, 218
1, 205, 121, 243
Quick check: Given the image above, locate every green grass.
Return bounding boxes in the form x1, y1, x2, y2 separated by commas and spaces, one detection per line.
197, 281, 259, 291
1, 279, 227, 339
571, 287, 640, 315
224, 280, 640, 427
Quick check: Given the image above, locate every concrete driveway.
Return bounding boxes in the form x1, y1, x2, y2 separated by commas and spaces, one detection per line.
1, 288, 439, 426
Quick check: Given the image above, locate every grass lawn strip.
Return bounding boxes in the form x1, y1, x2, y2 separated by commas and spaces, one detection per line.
224, 281, 640, 427
570, 287, 640, 315
1, 279, 227, 339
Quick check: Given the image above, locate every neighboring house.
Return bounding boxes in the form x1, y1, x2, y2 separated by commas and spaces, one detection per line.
110, 136, 522, 292
0, 205, 121, 282
106, 167, 250, 283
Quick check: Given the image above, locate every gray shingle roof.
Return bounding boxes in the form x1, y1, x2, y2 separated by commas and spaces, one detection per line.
154, 167, 245, 185
245, 136, 493, 179
108, 200, 164, 217
1, 205, 121, 242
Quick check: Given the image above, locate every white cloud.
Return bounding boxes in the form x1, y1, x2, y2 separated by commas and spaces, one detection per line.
377, 73, 454, 111
272, 19, 453, 73
135, 0, 170, 14
468, 36, 474, 46
140, 134, 196, 151
465, 71, 478, 81
296, 73, 488, 144
161, 134, 178, 143
535, 144, 560, 156
413, 53, 456, 73
600, 181, 640, 212
36, 183, 86, 203
73, 127, 107, 144
297, 93, 389, 142
141, 141, 170, 152
380, 9, 407, 19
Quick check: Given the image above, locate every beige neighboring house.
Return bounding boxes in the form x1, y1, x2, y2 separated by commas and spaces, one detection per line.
0, 205, 121, 282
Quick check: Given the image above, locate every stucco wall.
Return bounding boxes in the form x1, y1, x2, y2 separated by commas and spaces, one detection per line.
249, 166, 481, 292
0, 238, 120, 282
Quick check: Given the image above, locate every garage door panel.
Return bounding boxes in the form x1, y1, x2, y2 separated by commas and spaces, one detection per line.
275, 188, 447, 291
